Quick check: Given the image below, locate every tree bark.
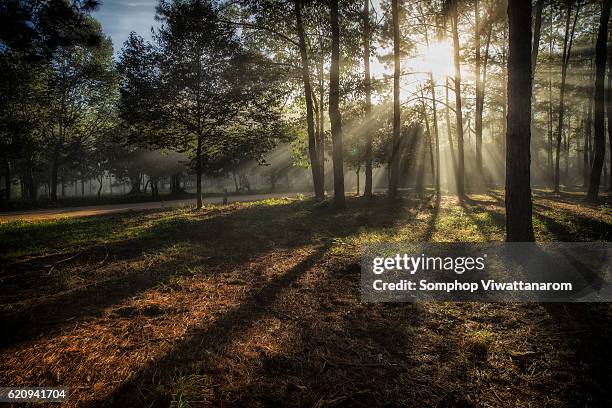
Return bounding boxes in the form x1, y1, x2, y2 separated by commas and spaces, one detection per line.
232, 171, 239, 192
586, 0, 611, 201
318, 58, 325, 194
196, 135, 203, 209
548, 5, 554, 184
3, 159, 10, 201
554, 1, 580, 193
531, 0, 544, 77
607, 61, 612, 191
363, 0, 373, 198
388, 0, 401, 199
506, 0, 535, 242
295, 0, 324, 200
445, 76, 458, 191
474, 0, 482, 175
430, 74, 440, 192
50, 148, 59, 201
530, 0, 544, 172
329, 0, 345, 208
450, 0, 465, 199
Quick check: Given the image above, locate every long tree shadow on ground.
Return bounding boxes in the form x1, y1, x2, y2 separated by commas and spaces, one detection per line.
0, 196, 422, 349
2, 193, 611, 406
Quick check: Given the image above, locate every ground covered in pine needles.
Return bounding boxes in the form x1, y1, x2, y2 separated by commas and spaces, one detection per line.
0, 191, 611, 407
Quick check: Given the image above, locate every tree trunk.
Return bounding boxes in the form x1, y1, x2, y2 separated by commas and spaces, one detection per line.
445, 76, 458, 191
506, 0, 535, 242
363, 0, 373, 198
318, 58, 325, 194
3, 159, 10, 201
128, 174, 141, 195
530, 0, 544, 171
608, 61, 612, 191
26, 167, 36, 200
586, 0, 611, 201
548, 6, 554, 184
196, 135, 203, 209
450, 0, 466, 199
329, 0, 345, 208
170, 174, 183, 195
554, 1, 580, 193
474, 0, 482, 175
232, 171, 239, 192
97, 177, 103, 198
420, 87, 435, 190
531, 0, 544, 77
50, 149, 59, 201
388, 0, 401, 199
430, 74, 441, 192
295, 0, 324, 201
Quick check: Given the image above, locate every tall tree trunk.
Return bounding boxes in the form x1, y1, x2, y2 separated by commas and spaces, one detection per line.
476, 23, 492, 187
583, 54, 594, 187
445, 76, 458, 191
295, 0, 324, 200
450, 0, 466, 198
196, 135, 203, 209
26, 166, 36, 200
50, 148, 59, 201
506, 0, 535, 242
430, 74, 440, 192
3, 159, 10, 201
501, 30, 508, 155
530, 0, 544, 165
531, 0, 544, 77
97, 177, 103, 198
329, 0, 345, 208
474, 0, 482, 175
608, 61, 612, 191
554, 1, 580, 192
565, 114, 571, 179
420, 91, 436, 190
363, 0, 373, 198
548, 6, 554, 185
388, 0, 401, 199
586, 0, 611, 201
318, 58, 325, 193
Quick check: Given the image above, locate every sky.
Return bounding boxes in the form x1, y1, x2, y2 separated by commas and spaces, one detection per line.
90, 0, 455, 99
92, 0, 159, 53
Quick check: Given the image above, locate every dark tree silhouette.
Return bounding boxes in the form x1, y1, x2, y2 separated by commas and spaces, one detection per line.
362, 0, 373, 199
294, 0, 324, 201
586, 0, 611, 201
506, 0, 535, 242
388, 0, 401, 199
329, 0, 345, 208
450, 0, 465, 198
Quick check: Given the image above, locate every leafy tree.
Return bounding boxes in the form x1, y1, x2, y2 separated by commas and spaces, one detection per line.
43, 24, 117, 200
119, 0, 284, 209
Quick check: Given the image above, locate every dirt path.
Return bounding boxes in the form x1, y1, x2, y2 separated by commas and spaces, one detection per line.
0, 192, 307, 222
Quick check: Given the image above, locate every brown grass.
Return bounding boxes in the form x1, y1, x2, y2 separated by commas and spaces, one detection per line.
0, 192, 610, 407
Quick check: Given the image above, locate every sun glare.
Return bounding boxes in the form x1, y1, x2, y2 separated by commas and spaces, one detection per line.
410, 40, 455, 81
